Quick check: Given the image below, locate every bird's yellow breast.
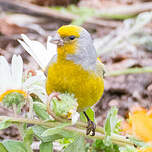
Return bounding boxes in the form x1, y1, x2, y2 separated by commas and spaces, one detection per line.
46, 58, 104, 111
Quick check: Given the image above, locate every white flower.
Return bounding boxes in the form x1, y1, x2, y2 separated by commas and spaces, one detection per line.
0, 55, 26, 101
68, 108, 80, 125
71, 110, 80, 125
0, 55, 47, 103
18, 34, 57, 71
23, 70, 48, 102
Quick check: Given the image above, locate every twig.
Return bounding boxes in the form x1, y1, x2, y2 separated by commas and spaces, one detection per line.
0, 0, 121, 28
97, 3, 152, 19
106, 67, 152, 77
1, 0, 152, 20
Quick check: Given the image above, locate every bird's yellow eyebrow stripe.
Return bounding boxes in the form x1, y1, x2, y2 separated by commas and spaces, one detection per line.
57, 25, 81, 38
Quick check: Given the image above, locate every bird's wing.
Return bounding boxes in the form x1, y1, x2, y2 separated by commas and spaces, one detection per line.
44, 54, 57, 76
96, 58, 105, 78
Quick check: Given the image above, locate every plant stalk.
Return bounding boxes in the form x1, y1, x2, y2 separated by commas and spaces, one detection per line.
0, 116, 134, 147
106, 67, 152, 77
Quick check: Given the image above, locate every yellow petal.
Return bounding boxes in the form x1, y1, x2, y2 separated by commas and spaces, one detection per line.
0, 89, 26, 102
138, 147, 152, 152
131, 112, 152, 142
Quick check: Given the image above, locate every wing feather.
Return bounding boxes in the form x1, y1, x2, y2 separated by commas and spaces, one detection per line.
96, 58, 105, 78
44, 54, 57, 76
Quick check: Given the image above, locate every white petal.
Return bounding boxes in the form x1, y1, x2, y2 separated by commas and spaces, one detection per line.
27, 85, 47, 102
0, 56, 12, 91
46, 36, 57, 60
18, 40, 45, 70
72, 112, 80, 125
18, 34, 49, 71
23, 75, 46, 89
36, 70, 46, 80
11, 55, 23, 89
18, 39, 45, 71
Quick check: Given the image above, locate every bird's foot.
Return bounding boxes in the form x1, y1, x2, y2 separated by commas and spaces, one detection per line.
86, 119, 96, 136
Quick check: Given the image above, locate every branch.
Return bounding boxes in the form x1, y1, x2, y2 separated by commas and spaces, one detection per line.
1, 0, 152, 19
97, 2, 152, 19
0, 0, 121, 28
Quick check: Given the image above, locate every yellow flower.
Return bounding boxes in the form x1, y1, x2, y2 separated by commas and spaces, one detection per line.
138, 147, 152, 152
121, 106, 152, 142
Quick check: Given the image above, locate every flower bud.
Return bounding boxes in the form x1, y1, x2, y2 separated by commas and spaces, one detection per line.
3, 92, 25, 107
50, 93, 79, 124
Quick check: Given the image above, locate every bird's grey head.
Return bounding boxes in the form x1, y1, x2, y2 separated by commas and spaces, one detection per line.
67, 26, 97, 71
50, 25, 97, 70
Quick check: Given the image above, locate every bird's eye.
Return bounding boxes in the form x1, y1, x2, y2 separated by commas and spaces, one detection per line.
69, 35, 75, 40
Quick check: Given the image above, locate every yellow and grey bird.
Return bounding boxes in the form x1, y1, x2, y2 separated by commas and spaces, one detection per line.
46, 25, 104, 135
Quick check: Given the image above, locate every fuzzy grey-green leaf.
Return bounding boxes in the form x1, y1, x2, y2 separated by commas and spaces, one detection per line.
104, 107, 120, 136
41, 123, 70, 137
0, 119, 12, 130
32, 125, 74, 142
3, 140, 28, 152
40, 142, 53, 152
64, 136, 85, 152
33, 102, 51, 120
23, 128, 33, 152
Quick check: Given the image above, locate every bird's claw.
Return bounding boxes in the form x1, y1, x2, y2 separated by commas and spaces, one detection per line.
86, 120, 96, 136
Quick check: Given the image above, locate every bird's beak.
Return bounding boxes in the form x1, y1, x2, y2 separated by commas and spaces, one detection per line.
50, 33, 64, 46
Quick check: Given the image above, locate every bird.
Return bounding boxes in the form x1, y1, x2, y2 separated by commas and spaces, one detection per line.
45, 25, 104, 136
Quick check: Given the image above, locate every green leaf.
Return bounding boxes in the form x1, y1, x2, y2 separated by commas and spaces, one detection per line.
64, 136, 85, 152
0, 143, 8, 152
3, 140, 28, 152
104, 107, 121, 136
40, 142, 53, 152
33, 102, 52, 120
92, 139, 120, 152
58, 138, 75, 149
104, 113, 112, 137
104, 107, 121, 146
80, 107, 95, 123
23, 128, 33, 152
32, 126, 53, 142
80, 112, 86, 122
0, 119, 11, 130
41, 123, 70, 137
32, 125, 75, 142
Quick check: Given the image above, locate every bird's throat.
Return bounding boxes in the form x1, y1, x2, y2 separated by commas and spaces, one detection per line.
57, 41, 77, 60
